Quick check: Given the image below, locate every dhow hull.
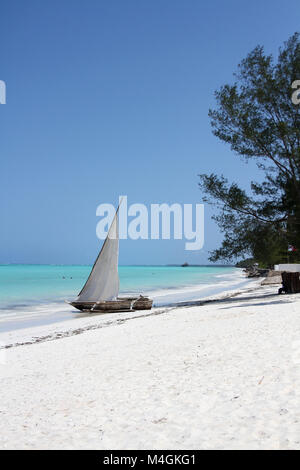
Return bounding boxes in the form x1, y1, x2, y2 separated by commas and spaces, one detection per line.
69, 297, 153, 313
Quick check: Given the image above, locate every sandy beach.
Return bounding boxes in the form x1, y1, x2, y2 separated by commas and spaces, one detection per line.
1, 282, 299, 450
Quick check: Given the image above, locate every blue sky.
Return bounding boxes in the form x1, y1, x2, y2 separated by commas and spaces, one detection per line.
1, 0, 299, 265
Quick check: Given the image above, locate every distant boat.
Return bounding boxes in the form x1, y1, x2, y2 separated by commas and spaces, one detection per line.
181, 262, 189, 267
68, 204, 153, 313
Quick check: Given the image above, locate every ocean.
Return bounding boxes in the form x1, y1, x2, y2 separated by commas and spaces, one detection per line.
0, 264, 253, 331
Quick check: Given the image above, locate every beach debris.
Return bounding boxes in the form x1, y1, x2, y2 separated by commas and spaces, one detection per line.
152, 417, 167, 424
243, 264, 269, 278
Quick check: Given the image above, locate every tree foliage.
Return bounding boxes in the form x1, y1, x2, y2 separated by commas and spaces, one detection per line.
199, 33, 300, 266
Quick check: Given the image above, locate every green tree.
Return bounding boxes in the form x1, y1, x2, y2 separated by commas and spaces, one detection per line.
199, 33, 300, 266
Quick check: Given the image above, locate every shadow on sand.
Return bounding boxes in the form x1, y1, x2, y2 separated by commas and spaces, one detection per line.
171, 290, 297, 310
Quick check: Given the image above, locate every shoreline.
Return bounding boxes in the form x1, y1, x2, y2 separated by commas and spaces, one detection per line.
1, 277, 262, 349
0, 265, 242, 317
0, 269, 254, 335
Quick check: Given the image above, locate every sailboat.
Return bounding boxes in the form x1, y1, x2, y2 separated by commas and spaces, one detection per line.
68, 204, 153, 313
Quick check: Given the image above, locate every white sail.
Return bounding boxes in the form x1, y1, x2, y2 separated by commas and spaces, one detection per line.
76, 208, 119, 302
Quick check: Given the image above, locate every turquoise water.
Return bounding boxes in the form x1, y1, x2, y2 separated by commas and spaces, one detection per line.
0, 264, 238, 308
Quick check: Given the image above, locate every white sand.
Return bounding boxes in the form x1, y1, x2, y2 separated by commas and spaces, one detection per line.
1, 285, 300, 450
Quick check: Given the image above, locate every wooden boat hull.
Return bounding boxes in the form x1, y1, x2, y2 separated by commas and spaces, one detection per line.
69, 296, 153, 313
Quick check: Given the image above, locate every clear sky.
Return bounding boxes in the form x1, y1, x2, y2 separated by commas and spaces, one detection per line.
1, 0, 299, 265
